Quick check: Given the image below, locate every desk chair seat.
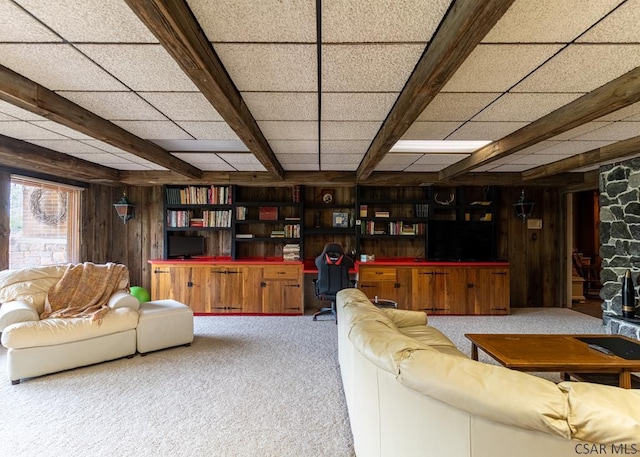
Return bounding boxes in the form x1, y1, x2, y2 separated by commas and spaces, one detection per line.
313, 243, 354, 321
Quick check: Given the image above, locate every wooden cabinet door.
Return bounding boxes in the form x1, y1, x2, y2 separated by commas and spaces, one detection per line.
442, 267, 473, 314
209, 266, 247, 313
358, 266, 397, 302
473, 267, 510, 314
150, 265, 172, 300
411, 268, 451, 313
393, 267, 412, 309
261, 265, 303, 314
150, 266, 210, 313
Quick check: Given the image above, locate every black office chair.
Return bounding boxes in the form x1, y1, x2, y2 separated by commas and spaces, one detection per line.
313, 243, 355, 321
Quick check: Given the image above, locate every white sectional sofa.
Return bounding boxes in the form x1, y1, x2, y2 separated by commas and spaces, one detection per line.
336, 288, 640, 457
0, 264, 193, 384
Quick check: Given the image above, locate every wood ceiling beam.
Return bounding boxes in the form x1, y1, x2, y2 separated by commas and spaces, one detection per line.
355, 0, 515, 181
0, 134, 120, 183
125, 0, 284, 180
439, 66, 640, 181
522, 135, 640, 181
0, 65, 202, 180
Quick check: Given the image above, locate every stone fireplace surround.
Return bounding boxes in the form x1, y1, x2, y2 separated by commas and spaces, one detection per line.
599, 157, 640, 339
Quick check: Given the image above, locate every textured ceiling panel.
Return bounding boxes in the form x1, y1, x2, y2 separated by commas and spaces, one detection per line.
172, 153, 236, 171
322, 0, 450, 43
415, 153, 470, 165
321, 121, 382, 140
57, 91, 166, 121
507, 153, 576, 165
401, 121, 464, 140
242, 92, 317, 121
483, 0, 623, 43
513, 45, 640, 93
268, 140, 318, 155
571, 122, 640, 141
15, 0, 158, 43
598, 101, 640, 122
442, 44, 562, 92
322, 93, 397, 121
321, 140, 370, 155
79, 140, 133, 155
276, 153, 319, 164
323, 44, 425, 92
416, 93, 501, 122
578, 0, 640, 42
138, 92, 223, 122
176, 122, 241, 141
0, 1, 61, 42
537, 140, 615, 155
0, 44, 126, 91
29, 121, 93, 140
550, 122, 612, 141
487, 164, 544, 172
319, 155, 360, 171
78, 44, 199, 92
217, 153, 267, 172
376, 153, 421, 171
188, 0, 316, 43
447, 121, 529, 141
153, 139, 249, 152
214, 44, 316, 92
0, 113, 13, 121
0, 101, 44, 121
0, 121, 67, 140
472, 93, 584, 122
28, 139, 105, 154
113, 121, 192, 140
258, 121, 318, 140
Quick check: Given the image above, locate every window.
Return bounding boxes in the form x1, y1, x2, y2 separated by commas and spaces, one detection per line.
9, 176, 82, 269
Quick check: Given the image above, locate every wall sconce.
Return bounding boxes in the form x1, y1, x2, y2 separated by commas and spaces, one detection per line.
113, 191, 135, 224
513, 190, 534, 221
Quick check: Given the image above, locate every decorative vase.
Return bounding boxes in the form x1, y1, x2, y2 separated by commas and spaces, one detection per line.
622, 269, 636, 319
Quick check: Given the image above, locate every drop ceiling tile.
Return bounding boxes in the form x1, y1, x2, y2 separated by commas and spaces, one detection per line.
113, 121, 192, 140
276, 153, 319, 164
66, 152, 132, 165
28, 139, 104, 154
0, 113, 14, 121
217, 153, 267, 172
29, 121, 93, 140
513, 44, 640, 93
138, 92, 223, 122
282, 163, 320, 171
0, 122, 67, 140
78, 44, 199, 92
483, 0, 623, 43
152, 139, 249, 152
214, 44, 316, 91
242, 92, 317, 121
323, 44, 425, 92
0, 44, 127, 91
549, 122, 612, 141
57, 91, 166, 121
323, 0, 450, 43
598, 101, 640, 122
539, 140, 615, 156
578, 0, 640, 43
319, 155, 359, 171
442, 44, 562, 92
321, 141, 370, 155
113, 163, 160, 171
447, 121, 528, 141
176, 122, 240, 141
113, 151, 167, 168
417, 93, 501, 122
15, 0, 158, 43
376, 153, 421, 171
322, 93, 398, 121
514, 140, 560, 155
268, 140, 318, 155
321, 121, 382, 140
571, 122, 640, 141
188, 0, 316, 43
0, 101, 45, 121
506, 154, 574, 165
172, 153, 235, 171
415, 153, 470, 165
473, 93, 584, 122
79, 140, 133, 155
258, 121, 317, 140
401, 121, 465, 140
0, 1, 61, 42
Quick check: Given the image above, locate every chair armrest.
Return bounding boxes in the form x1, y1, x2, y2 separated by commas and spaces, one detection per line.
107, 291, 140, 311
0, 300, 39, 332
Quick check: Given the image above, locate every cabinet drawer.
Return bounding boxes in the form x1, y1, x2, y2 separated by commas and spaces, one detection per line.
262, 265, 299, 280
359, 267, 397, 281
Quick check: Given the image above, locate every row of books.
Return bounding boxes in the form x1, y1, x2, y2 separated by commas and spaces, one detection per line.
358, 204, 430, 218
360, 221, 425, 235
283, 243, 300, 261
166, 186, 232, 205
271, 224, 301, 238
166, 210, 232, 228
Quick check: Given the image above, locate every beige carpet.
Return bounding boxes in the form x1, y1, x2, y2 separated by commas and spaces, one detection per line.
0, 308, 605, 456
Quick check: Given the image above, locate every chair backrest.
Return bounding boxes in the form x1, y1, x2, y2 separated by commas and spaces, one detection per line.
314, 243, 354, 299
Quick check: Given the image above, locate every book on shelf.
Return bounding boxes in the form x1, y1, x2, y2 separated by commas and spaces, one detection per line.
283, 243, 300, 261
375, 211, 390, 218
259, 206, 278, 220
166, 185, 231, 205
235, 233, 254, 238
236, 206, 247, 221
270, 230, 286, 238
359, 205, 368, 217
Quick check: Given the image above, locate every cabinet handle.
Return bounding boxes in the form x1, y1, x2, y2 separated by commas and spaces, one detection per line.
375, 271, 384, 275
467, 283, 474, 288
492, 272, 507, 276
260, 282, 266, 287
394, 282, 400, 289
359, 285, 374, 288
285, 284, 300, 288
187, 281, 194, 287
276, 271, 286, 275
418, 272, 435, 276
154, 269, 169, 274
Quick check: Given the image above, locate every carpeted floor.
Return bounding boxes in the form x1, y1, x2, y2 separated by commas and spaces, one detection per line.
0, 308, 605, 457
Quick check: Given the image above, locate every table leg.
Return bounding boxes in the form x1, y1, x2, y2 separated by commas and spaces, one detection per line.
619, 371, 632, 389
471, 343, 478, 361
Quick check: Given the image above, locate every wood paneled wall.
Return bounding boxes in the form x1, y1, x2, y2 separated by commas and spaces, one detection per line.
0, 172, 9, 270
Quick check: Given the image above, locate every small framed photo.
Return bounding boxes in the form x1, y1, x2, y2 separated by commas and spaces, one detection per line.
319, 189, 334, 204
332, 212, 349, 228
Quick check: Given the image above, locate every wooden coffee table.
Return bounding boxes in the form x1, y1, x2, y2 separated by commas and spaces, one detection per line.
465, 333, 640, 389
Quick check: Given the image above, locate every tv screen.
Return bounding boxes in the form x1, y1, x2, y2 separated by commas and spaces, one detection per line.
168, 236, 205, 259
428, 221, 494, 261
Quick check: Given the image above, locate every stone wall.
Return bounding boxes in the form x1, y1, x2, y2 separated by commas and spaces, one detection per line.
599, 157, 640, 317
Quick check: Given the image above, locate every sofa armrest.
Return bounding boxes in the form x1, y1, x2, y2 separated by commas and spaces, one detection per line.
380, 308, 428, 327
0, 300, 39, 332
108, 291, 140, 311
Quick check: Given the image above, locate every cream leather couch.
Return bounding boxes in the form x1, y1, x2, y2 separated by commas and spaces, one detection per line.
336, 288, 640, 457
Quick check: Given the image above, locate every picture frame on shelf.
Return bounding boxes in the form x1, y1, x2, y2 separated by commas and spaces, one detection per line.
319, 189, 334, 204
332, 212, 349, 228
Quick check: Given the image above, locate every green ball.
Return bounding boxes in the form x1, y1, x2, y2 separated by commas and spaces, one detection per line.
130, 286, 151, 303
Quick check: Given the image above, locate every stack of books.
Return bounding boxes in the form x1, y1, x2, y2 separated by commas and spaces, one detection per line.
270, 230, 286, 238
283, 244, 300, 261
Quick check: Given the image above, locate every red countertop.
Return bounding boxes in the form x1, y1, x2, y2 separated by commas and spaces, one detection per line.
148, 257, 302, 266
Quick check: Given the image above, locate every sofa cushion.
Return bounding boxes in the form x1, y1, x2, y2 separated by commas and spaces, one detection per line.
381, 307, 428, 327
558, 381, 640, 444
0, 265, 67, 314
0, 300, 39, 332
397, 349, 571, 439
1, 307, 139, 349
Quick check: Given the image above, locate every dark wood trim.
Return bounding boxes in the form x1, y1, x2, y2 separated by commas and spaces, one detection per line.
0, 171, 9, 270
0, 65, 202, 180
562, 170, 599, 193
439, 66, 640, 181
523, 135, 640, 181
355, 0, 515, 181
0, 134, 121, 183
125, 0, 284, 180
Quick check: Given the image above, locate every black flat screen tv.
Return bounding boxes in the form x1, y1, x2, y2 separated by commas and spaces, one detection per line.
167, 235, 205, 259
428, 221, 495, 261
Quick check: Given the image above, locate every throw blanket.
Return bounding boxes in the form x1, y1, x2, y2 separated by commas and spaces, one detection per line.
41, 262, 129, 323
